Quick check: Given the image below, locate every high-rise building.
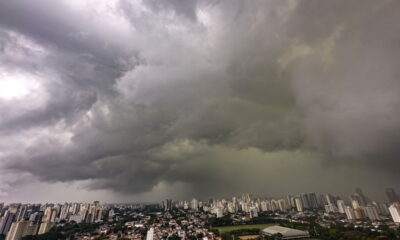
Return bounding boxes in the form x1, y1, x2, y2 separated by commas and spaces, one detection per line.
325, 204, 337, 213
38, 222, 54, 235
146, 228, 154, 240
308, 192, 319, 209
345, 206, 356, 220
351, 200, 360, 210
325, 194, 337, 207
300, 194, 310, 209
162, 199, 173, 211
363, 205, 380, 221
354, 207, 365, 220
0, 211, 15, 235
385, 188, 400, 203
250, 207, 258, 218
28, 212, 43, 224
15, 206, 27, 222
191, 199, 199, 211
212, 207, 223, 218
294, 197, 303, 212
354, 188, 369, 206
389, 203, 400, 223
337, 200, 346, 214
286, 195, 294, 209
6, 221, 38, 240
372, 201, 390, 216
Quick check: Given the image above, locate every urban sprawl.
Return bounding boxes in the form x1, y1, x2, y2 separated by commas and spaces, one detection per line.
1, 188, 400, 240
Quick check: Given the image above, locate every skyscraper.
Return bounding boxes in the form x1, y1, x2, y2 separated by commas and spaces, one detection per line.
38, 222, 54, 235
345, 206, 356, 220
146, 228, 154, 240
300, 194, 310, 209
355, 188, 369, 206
0, 211, 15, 235
389, 203, 400, 223
294, 197, 303, 212
337, 200, 346, 214
191, 199, 199, 211
6, 221, 38, 240
385, 188, 400, 203
363, 205, 380, 221
308, 192, 319, 209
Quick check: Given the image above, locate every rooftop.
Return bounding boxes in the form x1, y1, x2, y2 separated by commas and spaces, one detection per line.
261, 226, 310, 239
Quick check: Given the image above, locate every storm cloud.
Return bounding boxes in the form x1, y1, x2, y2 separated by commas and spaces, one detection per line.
0, 0, 400, 202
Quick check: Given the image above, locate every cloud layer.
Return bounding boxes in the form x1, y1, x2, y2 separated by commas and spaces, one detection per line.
0, 0, 400, 202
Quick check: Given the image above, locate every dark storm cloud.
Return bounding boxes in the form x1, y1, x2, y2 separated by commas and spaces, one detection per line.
0, 0, 400, 201
0, 0, 140, 133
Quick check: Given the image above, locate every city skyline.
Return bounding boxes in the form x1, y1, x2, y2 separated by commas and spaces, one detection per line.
1, 0, 400, 203
0, 187, 400, 239
1, 187, 399, 206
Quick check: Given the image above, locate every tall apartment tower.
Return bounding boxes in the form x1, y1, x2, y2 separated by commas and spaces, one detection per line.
0, 211, 15, 235
146, 228, 154, 240
294, 197, 304, 212
389, 203, 400, 223
6, 221, 38, 240
386, 188, 400, 203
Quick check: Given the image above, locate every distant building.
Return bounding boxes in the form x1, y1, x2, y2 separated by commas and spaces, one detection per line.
300, 194, 310, 210
345, 206, 356, 220
146, 227, 154, 240
38, 221, 54, 235
0, 211, 15, 235
262, 226, 310, 239
324, 204, 337, 213
249, 207, 258, 218
294, 198, 303, 212
363, 205, 380, 221
386, 188, 400, 203
191, 199, 199, 211
389, 203, 400, 223
212, 207, 223, 218
6, 221, 38, 240
354, 207, 365, 220
337, 200, 346, 214
351, 200, 360, 210
355, 188, 369, 206
308, 192, 319, 209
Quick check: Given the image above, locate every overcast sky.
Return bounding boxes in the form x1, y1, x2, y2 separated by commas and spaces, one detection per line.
0, 0, 399, 204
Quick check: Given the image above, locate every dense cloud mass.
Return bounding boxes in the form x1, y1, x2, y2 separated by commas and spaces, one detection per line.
0, 0, 400, 203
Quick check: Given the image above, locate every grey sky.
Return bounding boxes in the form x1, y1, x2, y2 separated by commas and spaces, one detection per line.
0, 0, 399, 203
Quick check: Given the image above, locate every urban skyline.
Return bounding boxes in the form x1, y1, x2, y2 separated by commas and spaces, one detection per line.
1, 187, 400, 205
0, 187, 400, 239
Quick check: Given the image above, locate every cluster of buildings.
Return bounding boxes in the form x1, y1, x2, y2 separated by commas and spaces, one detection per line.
164, 188, 400, 225
140, 212, 215, 240
0, 188, 399, 240
0, 201, 103, 240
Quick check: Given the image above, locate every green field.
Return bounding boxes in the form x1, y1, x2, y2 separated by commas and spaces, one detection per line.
213, 224, 277, 234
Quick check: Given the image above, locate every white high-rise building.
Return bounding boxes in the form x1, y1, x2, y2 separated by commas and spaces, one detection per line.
351, 200, 360, 209
337, 200, 346, 214
294, 198, 303, 212
146, 228, 154, 240
345, 206, 356, 220
191, 199, 199, 211
389, 203, 400, 223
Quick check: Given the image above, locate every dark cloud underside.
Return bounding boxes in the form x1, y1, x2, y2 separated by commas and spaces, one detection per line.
0, 0, 399, 202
